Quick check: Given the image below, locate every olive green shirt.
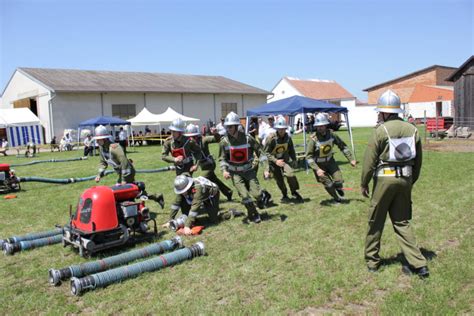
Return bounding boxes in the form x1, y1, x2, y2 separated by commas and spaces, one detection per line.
184, 178, 219, 227
198, 134, 220, 171
263, 132, 296, 164
361, 117, 422, 188
218, 131, 267, 172
98, 141, 133, 180
305, 130, 353, 171
162, 135, 203, 167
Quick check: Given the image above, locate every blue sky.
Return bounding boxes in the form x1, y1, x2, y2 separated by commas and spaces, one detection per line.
1, 0, 472, 100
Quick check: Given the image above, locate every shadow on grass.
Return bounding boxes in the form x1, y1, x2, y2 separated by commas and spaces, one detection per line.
380, 248, 437, 267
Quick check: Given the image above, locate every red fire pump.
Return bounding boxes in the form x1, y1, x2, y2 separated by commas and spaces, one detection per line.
62, 183, 157, 257
0, 164, 21, 194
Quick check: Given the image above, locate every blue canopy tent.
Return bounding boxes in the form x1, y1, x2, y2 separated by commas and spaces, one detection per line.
246, 95, 355, 159
78, 116, 132, 154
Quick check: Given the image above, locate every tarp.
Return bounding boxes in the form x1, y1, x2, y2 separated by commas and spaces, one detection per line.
128, 107, 161, 126
78, 116, 131, 127
246, 95, 355, 160
0, 108, 43, 146
246, 95, 348, 116
154, 107, 199, 123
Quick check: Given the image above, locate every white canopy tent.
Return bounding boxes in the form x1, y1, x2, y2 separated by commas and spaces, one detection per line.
0, 108, 44, 147
127, 107, 199, 146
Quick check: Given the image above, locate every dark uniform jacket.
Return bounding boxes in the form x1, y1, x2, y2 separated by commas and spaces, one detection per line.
305, 130, 353, 171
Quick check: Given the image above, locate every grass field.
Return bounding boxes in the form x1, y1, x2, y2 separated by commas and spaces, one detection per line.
0, 127, 473, 314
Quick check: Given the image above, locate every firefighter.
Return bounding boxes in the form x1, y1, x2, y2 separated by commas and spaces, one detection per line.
94, 126, 164, 207
263, 116, 303, 203
218, 112, 271, 223
306, 113, 356, 203
162, 118, 203, 220
184, 123, 233, 201
94, 125, 135, 185
169, 175, 221, 235
361, 90, 428, 277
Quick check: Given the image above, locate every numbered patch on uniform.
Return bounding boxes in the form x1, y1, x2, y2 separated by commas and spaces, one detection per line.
273, 143, 288, 156
172, 147, 185, 158
319, 144, 333, 157
229, 147, 249, 163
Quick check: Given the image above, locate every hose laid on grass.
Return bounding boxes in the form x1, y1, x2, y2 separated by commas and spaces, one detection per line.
10, 157, 88, 167
18, 166, 176, 184
49, 237, 183, 286
3, 235, 63, 255
0, 227, 63, 249
70, 242, 205, 296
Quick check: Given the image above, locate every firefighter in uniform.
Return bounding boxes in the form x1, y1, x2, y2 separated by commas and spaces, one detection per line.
263, 116, 303, 203
94, 125, 135, 184
306, 113, 356, 202
93, 125, 164, 207
171, 175, 222, 235
218, 112, 271, 223
184, 123, 233, 201
162, 118, 203, 220
361, 90, 428, 277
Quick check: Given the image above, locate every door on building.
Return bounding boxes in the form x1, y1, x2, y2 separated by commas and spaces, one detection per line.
13, 97, 38, 116
436, 102, 442, 117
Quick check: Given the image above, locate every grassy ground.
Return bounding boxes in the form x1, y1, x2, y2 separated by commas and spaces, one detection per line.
0, 127, 472, 314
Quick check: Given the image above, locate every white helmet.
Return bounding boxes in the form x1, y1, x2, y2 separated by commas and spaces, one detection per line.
174, 175, 194, 194
375, 90, 404, 113
274, 116, 288, 129
169, 118, 186, 132
93, 125, 112, 140
313, 113, 330, 126
184, 124, 201, 137
224, 112, 240, 126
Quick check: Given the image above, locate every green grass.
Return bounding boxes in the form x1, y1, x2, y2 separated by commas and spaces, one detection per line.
0, 127, 473, 314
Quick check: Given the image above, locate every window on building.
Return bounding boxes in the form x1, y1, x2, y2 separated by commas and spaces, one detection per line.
221, 102, 238, 117
112, 104, 136, 119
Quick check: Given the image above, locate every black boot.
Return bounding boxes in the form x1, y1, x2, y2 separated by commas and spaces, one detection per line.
148, 193, 165, 209
292, 191, 303, 202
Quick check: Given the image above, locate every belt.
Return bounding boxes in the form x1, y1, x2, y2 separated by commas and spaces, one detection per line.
227, 163, 252, 172
376, 166, 412, 177
316, 156, 332, 163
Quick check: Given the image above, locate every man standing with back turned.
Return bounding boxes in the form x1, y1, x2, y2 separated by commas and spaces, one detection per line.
360, 90, 429, 278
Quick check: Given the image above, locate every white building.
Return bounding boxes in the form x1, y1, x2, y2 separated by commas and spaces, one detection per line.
270, 77, 376, 127
1, 68, 270, 143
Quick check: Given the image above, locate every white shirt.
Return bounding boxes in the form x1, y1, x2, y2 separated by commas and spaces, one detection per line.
119, 130, 127, 141
1, 140, 8, 149
84, 137, 92, 147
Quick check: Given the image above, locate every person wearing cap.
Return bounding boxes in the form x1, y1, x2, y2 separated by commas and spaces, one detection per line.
306, 112, 356, 203
263, 116, 303, 203
361, 90, 428, 277
94, 125, 135, 185
218, 111, 271, 223
184, 123, 233, 202
163, 118, 203, 221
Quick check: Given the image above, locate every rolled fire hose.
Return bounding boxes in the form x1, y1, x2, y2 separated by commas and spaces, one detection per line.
17, 166, 176, 184
70, 242, 205, 296
49, 237, 183, 286
3, 235, 63, 255
10, 157, 88, 167
0, 227, 63, 250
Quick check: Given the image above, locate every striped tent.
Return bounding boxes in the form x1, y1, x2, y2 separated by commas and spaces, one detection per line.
0, 108, 44, 147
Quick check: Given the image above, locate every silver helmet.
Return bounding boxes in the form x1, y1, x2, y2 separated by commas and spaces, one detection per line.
313, 113, 330, 126
184, 124, 201, 137
375, 90, 404, 114
224, 112, 240, 126
274, 116, 288, 129
93, 125, 112, 140
174, 175, 194, 194
169, 118, 186, 132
